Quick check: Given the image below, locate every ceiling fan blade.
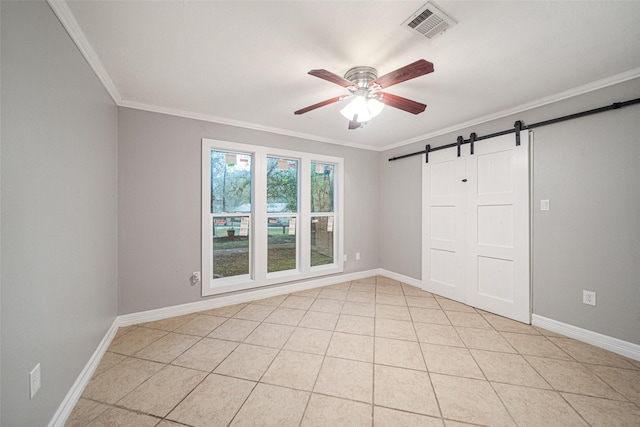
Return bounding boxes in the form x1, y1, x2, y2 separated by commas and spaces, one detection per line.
369, 59, 434, 89
378, 92, 427, 114
348, 114, 361, 130
294, 96, 343, 115
308, 69, 358, 88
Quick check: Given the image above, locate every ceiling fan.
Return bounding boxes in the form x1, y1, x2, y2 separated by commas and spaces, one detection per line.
294, 59, 434, 129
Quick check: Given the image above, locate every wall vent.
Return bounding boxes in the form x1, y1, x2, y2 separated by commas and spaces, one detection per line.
402, 2, 457, 39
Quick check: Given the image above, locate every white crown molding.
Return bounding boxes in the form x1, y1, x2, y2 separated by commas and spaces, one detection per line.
116, 65, 640, 154
380, 66, 640, 152
48, 0, 640, 154
49, 0, 376, 151
47, 0, 122, 104
119, 99, 379, 152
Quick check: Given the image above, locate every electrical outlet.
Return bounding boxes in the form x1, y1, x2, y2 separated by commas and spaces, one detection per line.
344, 254, 348, 262
191, 271, 201, 285
356, 252, 361, 260
30, 363, 41, 399
583, 290, 597, 306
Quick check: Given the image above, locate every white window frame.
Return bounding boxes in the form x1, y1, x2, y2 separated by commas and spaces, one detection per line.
202, 138, 344, 296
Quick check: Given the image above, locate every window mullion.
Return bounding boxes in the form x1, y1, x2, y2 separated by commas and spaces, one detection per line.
201, 144, 213, 294
253, 149, 268, 283
299, 159, 311, 274
336, 159, 344, 267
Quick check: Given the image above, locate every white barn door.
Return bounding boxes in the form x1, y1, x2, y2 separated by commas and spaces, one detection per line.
422, 132, 530, 323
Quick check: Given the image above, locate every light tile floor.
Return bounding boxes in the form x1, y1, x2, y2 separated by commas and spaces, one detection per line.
67, 276, 640, 426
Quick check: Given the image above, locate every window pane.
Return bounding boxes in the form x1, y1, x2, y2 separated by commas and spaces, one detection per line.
311, 216, 334, 266
212, 216, 250, 279
267, 157, 298, 213
267, 217, 297, 273
311, 162, 334, 213
210, 151, 252, 214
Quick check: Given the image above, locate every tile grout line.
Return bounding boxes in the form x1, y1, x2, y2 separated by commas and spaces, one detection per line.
576, 363, 634, 403
93, 331, 174, 418
143, 303, 262, 425
371, 279, 378, 426
77, 276, 640, 426
407, 283, 445, 422
476, 314, 635, 425
227, 293, 296, 426
115, 318, 227, 424
558, 390, 602, 427
150, 330, 210, 423
295, 282, 348, 426
474, 315, 523, 425
467, 303, 552, 426
84, 280, 413, 424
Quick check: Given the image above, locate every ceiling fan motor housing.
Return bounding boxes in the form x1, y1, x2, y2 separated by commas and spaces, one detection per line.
344, 66, 378, 88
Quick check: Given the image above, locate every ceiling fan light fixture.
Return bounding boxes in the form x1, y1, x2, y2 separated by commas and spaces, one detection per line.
340, 95, 384, 123
368, 98, 385, 118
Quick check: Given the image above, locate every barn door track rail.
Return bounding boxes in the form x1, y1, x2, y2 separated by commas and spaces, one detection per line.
389, 97, 640, 163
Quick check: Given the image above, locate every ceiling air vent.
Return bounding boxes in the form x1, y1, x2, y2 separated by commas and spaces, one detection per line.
402, 2, 457, 39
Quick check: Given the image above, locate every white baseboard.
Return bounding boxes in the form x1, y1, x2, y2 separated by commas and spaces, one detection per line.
378, 269, 422, 288
118, 268, 381, 326
532, 314, 640, 361
49, 268, 421, 426
48, 319, 120, 427
47, 271, 640, 427
49, 269, 382, 425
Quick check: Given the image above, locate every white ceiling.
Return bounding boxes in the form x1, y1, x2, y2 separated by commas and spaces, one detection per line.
59, 1, 640, 151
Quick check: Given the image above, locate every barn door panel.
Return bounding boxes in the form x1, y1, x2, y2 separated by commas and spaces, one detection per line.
466, 134, 530, 323
422, 148, 466, 301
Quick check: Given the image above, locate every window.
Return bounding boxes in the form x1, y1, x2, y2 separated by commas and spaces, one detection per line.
209, 151, 252, 282
311, 162, 336, 267
267, 157, 299, 274
202, 139, 343, 296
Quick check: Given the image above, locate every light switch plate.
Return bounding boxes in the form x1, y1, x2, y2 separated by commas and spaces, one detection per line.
541, 200, 550, 211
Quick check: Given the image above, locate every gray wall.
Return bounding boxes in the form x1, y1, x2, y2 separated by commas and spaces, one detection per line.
1, 2, 118, 426
532, 96, 640, 344
381, 78, 640, 344
118, 108, 379, 314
